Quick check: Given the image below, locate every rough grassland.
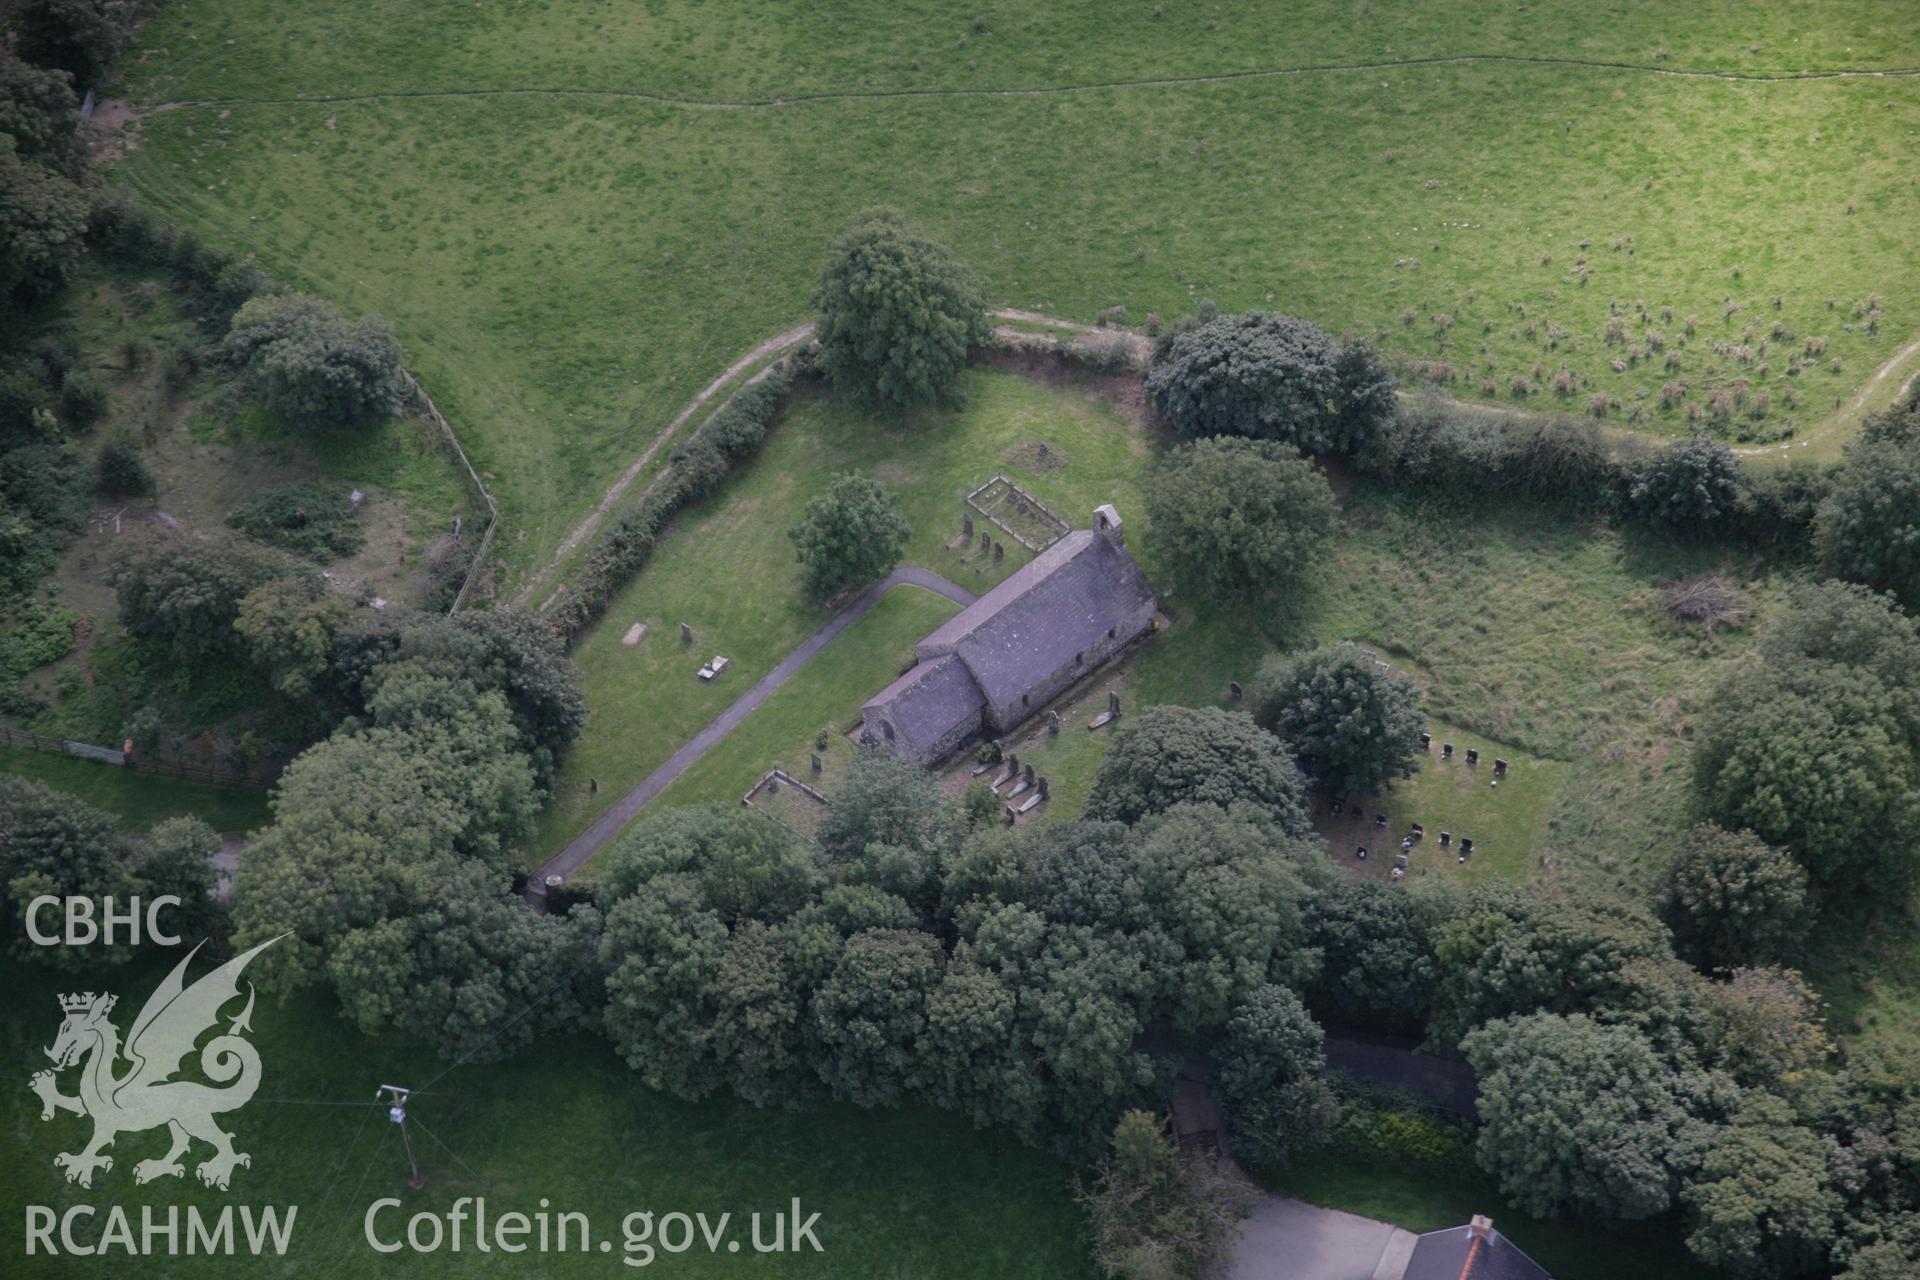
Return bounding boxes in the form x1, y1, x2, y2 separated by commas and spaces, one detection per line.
112, 2, 1919, 583
0, 956, 1095, 1279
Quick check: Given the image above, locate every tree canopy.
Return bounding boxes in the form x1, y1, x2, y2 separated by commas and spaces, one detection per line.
1143, 437, 1334, 602
1084, 705, 1310, 831
787, 471, 911, 601
1250, 643, 1426, 794
1146, 309, 1394, 453
222, 293, 405, 430
1661, 824, 1811, 971
811, 209, 989, 409
1819, 398, 1920, 611
1626, 434, 1746, 528
1464, 1013, 1700, 1222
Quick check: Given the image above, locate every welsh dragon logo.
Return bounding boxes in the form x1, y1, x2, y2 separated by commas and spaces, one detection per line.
29, 937, 280, 1190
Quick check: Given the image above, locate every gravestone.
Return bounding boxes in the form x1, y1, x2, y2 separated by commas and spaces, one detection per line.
1375, 814, 1389, 828
1090, 690, 1122, 730
1442, 742, 1454, 759
1037, 777, 1049, 799
1465, 748, 1480, 766
766, 775, 780, 795
1356, 846, 1368, 860
1460, 837, 1474, 855
1493, 758, 1509, 776
981, 531, 992, 553
680, 622, 693, 644
590, 778, 598, 794
810, 752, 823, 774
1109, 690, 1121, 715
1023, 763, 1035, 785
1228, 680, 1243, 703
1439, 832, 1451, 846
1048, 709, 1061, 735
963, 512, 974, 538
993, 541, 1005, 562
1410, 823, 1424, 837
1329, 799, 1344, 816
1420, 732, 1431, 750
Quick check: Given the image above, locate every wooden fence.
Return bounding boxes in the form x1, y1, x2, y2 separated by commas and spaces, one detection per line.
0, 724, 269, 789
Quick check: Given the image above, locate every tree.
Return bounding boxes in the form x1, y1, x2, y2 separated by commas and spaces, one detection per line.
787, 471, 910, 601
811, 208, 989, 409
1692, 661, 1920, 897
1250, 644, 1425, 794
1763, 580, 1920, 712
1661, 825, 1812, 971
1627, 434, 1745, 528
1305, 880, 1448, 1025
12, 0, 128, 88
598, 873, 731, 1098
222, 293, 404, 430
1084, 706, 1310, 832
93, 433, 151, 496
1331, 339, 1399, 455
1431, 893, 1689, 1047
1078, 1110, 1256, 1280
234, 576, 354, 698
331, 863, 603, 1061
600, 802, 825, 922
0, 142, 89, 300
808, 926, 946, 1107
817, 747, 961, 864
229, 702, 536, 988
1683, 1093, 1843, 1279
1148, 310, 1379, 452
0, 54, 85, 174
0, 777, 134, 966
377, 607, 587, 784
1703, 967, 1832, 1087
1463, 1013, 1699, 1222
1819, 421, 1920, 611
1212, 985, 1335, 1167
1144, 438, 1335, 601
131, 816, 221, 945
116, 533, 311, 666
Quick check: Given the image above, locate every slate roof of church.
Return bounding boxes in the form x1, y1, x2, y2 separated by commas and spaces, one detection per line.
917, 528, 1156, 710
1402, 1225, 1554, 1280
860, 653, 986, 757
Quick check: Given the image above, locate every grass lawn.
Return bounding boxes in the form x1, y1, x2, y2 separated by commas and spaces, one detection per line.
0, 956, 1096, 1278
111, 3, 1919, 583
1267, 1151, 1708, 1280
0, 745, 271, 834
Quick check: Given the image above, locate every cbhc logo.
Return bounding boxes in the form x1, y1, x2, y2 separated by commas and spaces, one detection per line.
25, 896, 184, 947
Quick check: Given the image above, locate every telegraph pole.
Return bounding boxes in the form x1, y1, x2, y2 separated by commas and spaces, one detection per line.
376, 1084, 426, 1189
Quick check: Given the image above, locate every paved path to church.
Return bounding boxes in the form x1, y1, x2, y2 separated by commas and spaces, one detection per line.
533, 567, 979, 887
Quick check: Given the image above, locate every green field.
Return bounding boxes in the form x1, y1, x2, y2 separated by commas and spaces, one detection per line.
110, 1, 1920, 585
1, 956, 1094, 1278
